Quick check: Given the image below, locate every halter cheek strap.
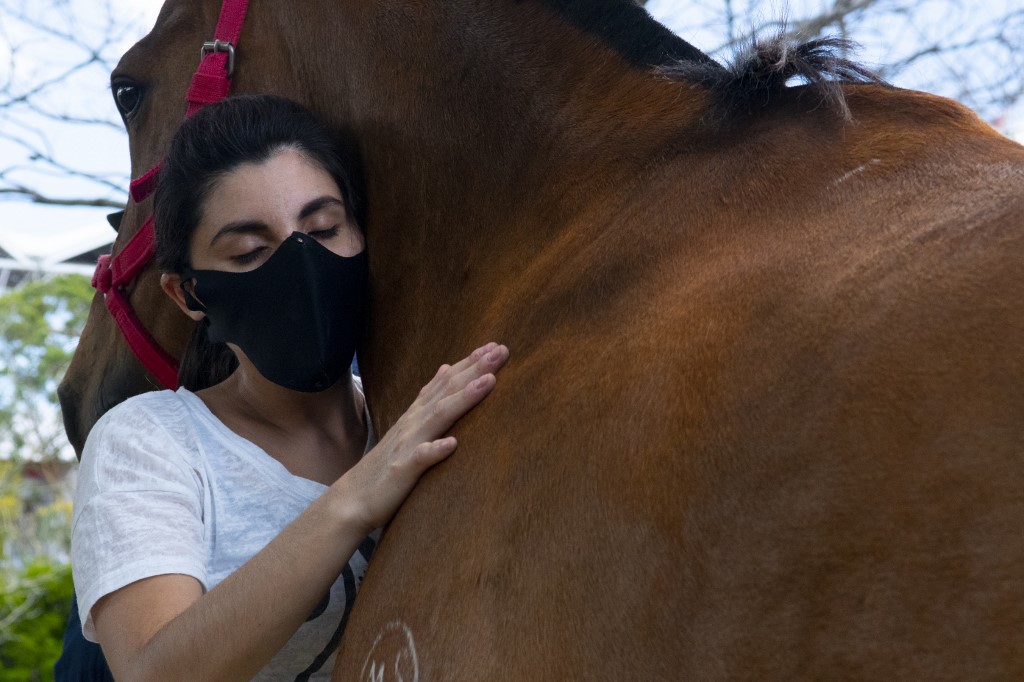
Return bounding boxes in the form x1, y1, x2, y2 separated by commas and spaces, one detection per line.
91, 217, 179, 389
92, 0, 250, 390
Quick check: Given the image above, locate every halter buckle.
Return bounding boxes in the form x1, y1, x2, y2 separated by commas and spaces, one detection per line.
200, 40, 236, 77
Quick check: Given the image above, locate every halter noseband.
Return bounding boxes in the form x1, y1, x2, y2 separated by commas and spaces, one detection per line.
91, 0, 250, 390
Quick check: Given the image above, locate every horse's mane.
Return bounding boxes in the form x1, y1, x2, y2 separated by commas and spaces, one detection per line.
540, 2, 883, 123
661, 35, 887, 123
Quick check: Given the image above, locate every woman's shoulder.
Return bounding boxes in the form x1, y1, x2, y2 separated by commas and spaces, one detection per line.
81, 389, 205, 481
89, 389, 195, 440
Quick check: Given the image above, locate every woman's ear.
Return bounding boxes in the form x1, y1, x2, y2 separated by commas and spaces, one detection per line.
160, 273, 206, 322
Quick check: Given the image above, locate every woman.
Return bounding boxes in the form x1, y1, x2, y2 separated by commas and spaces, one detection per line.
70, 95, 508, 680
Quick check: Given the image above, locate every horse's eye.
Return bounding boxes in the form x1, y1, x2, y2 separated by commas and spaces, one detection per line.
113, 82, 143, 120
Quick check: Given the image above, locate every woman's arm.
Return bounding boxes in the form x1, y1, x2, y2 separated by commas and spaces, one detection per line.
91, 342, 508, 682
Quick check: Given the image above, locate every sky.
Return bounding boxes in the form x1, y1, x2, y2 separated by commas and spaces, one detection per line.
0, 0, 163, 263
0, 0, 1021, 263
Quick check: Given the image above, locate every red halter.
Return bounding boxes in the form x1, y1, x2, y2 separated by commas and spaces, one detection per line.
91, 0, 250, 390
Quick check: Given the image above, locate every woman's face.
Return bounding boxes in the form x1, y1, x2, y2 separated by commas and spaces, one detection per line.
188, 146, 363, 272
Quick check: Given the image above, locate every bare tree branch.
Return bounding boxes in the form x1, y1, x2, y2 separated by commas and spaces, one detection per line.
790, 0, 883, 39
0, 187, 123, 208
0, 0, 132, 210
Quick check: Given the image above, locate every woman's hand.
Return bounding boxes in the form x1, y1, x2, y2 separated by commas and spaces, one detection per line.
337, 342, 509, 533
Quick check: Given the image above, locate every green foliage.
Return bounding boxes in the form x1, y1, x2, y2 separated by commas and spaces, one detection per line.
0, 274, 93, 461
0, 556, 73, 682
0, 275, 89, 677
0, 459, 74, 682
0, 461, 73, 566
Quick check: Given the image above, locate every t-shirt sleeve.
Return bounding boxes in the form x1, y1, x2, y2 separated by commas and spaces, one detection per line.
71, 397, 208, 642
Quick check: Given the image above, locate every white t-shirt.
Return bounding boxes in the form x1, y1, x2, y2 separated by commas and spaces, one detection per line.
71, 379, 378, 681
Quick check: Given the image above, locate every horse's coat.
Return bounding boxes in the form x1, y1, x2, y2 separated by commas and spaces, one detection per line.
59, 1, 1024, 679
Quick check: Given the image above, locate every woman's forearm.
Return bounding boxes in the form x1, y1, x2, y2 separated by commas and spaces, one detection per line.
100, 345, 507, 681
125, 483, 365, 682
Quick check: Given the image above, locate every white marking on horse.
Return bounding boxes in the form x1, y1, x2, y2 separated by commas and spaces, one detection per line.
361, 621, 420, 682
834, 158, 882, 186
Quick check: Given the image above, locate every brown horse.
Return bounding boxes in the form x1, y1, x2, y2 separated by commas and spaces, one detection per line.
59, 1, 1024, 679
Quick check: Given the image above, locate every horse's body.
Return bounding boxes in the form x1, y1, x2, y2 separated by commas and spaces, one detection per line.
59, 1, 1024, 679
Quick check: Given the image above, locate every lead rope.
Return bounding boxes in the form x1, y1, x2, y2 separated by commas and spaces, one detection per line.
92, 0, 251, 390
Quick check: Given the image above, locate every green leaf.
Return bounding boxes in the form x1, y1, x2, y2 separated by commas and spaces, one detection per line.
0, 557, 73, 682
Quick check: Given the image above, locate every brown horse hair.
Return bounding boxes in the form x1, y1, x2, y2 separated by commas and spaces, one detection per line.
660, 34, 888, 124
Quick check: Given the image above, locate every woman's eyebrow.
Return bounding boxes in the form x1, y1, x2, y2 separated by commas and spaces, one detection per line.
299, 196, 344, 220
210, 221, 268, 246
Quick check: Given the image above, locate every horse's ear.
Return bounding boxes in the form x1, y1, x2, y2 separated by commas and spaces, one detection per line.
106, 209, 125, 232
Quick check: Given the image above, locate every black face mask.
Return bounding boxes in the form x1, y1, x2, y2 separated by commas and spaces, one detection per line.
181, 232, 366, 392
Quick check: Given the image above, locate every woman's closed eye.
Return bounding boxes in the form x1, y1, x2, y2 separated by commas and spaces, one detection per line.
231, 246, 269, 266
309, 225, 340, 240
230, 226, 338, 266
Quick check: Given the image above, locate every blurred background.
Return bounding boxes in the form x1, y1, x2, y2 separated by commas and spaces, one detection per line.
1, 0, 1022, 677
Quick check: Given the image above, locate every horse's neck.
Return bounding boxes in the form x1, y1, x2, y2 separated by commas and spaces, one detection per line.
297, 0, 712, 416
304, 0, 708, 258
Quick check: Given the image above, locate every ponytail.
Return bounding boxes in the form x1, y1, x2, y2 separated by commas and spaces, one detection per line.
178, 319, 238, 391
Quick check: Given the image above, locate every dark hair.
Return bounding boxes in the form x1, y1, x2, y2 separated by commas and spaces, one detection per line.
660, 35, 885, 125
153, 94, 362, 391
